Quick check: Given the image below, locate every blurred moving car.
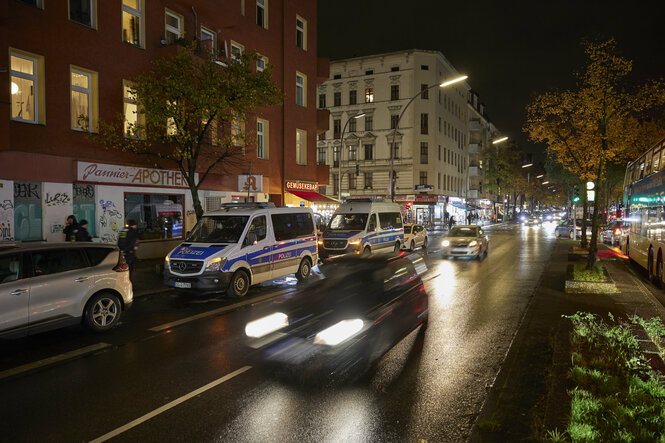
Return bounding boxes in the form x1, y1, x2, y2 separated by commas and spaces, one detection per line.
524, 216, 542, 227
441, 225, 489, 259
0, 242, 132, 337
555, 219, 592, 239
601, 220, 625, 246
402, 223, 428, 251
245, 253, 429, 383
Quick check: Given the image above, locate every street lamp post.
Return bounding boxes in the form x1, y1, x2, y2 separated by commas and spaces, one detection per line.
389, 75, 468, 201
337, 113, 365, 201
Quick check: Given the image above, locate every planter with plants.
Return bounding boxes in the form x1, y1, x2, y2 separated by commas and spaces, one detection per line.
565, 263, 619, 294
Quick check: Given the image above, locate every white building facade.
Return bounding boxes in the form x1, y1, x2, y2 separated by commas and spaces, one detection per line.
317, 49, 473, 226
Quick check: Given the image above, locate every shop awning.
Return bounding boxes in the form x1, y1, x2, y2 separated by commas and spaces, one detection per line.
287, 190, 339, 204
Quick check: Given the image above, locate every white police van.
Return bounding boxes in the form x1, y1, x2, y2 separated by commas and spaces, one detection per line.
319, 199, 404, 258
164, 203, 317, 297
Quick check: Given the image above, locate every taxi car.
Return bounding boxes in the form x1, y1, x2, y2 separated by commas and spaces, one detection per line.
402, 223, 428, 251
441, 225, 489, 259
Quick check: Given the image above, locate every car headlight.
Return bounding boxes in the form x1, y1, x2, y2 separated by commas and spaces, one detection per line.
165, 255, 170, 264
348, 239, 361, 245
442, 240, 450, 247
469, 240, 478, 247
245, 312, 289, 338
313, 319, 364, 346
317, 239, 324, 245
205, 257, 227, 272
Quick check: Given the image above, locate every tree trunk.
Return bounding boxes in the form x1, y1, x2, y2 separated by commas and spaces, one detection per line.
191, 185, 204, 222
586, 159, 605, 270
581, 190, 588, 248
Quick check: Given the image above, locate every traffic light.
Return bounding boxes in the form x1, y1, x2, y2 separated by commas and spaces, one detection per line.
355, 164, 360, 176
572, 187, 580, 203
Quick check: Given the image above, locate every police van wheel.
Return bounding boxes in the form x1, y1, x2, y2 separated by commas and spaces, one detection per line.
228, 270, 249, 297
362, 246, 371, 256
295, 258, 312, 282
394, 242, 401, 253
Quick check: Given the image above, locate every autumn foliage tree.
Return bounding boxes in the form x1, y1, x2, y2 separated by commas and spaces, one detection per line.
90, 47, 283, 220
525, 38, 665, 268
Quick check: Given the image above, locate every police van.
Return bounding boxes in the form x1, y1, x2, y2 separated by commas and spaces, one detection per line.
319, 199, 404, 258
164, 203, 317, 297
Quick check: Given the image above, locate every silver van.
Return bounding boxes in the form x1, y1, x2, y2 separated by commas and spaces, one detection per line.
0, 243, 133, 337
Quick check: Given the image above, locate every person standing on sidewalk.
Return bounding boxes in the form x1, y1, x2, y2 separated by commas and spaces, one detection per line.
76, 219, 93, 242
63, 215, 79, 242
118, 220, 139, 280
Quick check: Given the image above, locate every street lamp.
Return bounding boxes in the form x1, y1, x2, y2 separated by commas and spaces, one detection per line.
389, 75, 468, 201
536, 174, 544, 179
542, 180, 550, 185
492, 136, 508, 145
522, 163, 533, 168
337, 112, 366, 201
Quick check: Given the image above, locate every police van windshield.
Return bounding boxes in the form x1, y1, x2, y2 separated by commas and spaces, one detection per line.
187, 216, 249, 243
329, 213, 368, 231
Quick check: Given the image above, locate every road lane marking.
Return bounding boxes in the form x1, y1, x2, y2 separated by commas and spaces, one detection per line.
0, 343, 111, 381
149, 288, 291, 332
89, 365, 252, 443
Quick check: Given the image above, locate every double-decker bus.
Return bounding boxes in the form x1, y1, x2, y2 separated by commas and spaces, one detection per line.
622, 136, 665, 285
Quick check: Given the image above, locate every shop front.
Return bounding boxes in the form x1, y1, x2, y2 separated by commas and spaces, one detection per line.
284, 180, 339, 223
395, 194, 438, 227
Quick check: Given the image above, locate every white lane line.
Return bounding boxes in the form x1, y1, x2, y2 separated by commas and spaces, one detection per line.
149, 288, 291, 332
89, 365, 252, 443
0, 342, 111, 381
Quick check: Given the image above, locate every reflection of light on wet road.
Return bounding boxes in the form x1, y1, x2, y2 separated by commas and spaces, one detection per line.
431, 261, 456, 307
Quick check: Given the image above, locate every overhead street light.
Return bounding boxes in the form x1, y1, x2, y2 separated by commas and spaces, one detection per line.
536, 174, 544, 179
389, 74, 469, 200
492, 136, 509, 145
337, 113, 366, 201
522, 163, 533, 168
542, 180, 550, 184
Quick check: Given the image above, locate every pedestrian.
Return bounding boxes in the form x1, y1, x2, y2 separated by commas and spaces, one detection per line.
448, 216, 455, 230
63, 215, 79, 242
467, 213, 472, 225
118, 219, 139, 279
444, 211, 449, 224
76, 219, 93, 242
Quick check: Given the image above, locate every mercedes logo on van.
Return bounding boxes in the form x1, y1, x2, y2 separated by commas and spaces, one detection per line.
177, 262, 187, 272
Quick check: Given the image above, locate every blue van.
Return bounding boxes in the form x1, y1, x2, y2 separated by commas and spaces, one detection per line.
164, 203, 317, 297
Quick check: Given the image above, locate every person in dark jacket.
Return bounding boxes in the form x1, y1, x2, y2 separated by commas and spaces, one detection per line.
63, 215, 79, 242
118, 219, 139, 279
76, 219, 93, 242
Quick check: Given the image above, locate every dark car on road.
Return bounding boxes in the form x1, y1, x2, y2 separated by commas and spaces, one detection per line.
601, 220, 625, 246
244, 253, 429, 383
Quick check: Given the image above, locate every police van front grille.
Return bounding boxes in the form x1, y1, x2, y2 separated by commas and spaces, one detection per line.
170, 260, 204, 274
324, 240, 347, 249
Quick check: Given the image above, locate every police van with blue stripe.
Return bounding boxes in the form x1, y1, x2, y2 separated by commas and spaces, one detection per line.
164, 203, 317, 297
319, 200, 404, 258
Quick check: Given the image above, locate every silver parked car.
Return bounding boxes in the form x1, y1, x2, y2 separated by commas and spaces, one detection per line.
0, 242, 133, 337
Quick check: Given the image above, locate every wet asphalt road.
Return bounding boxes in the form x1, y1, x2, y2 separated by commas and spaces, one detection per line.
0, 223, 558, 442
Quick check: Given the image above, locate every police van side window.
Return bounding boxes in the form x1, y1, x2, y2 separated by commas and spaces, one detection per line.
248, 216, 267, 241
367, 214, 377, 231
271, 213, 314, 241
379, 212, 403, 229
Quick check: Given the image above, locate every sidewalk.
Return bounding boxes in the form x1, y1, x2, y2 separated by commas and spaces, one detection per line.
131, 258, 171, 298
470, 240, 665, 442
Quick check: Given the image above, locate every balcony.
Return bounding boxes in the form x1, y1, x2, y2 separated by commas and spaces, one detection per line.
469, 143, 481, 155
469, 120, 483, 132
469, 166, 479, 177
467, 190, 479, 199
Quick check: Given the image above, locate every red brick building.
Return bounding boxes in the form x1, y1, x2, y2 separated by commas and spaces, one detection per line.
0, 0, 330, 257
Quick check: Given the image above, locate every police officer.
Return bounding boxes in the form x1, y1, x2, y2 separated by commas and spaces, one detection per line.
118, 219, 139, 279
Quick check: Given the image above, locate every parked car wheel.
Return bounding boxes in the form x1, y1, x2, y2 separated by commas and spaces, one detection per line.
409, 240, 415, 252
295, 257, 312, 282
228, 270, 250, 297
423, 237, 428, 249
569, 230, 574, 239
84, 292, 122, 333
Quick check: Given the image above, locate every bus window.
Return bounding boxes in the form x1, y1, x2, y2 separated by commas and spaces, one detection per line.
653, 149, 661, 172
645, 151, 653, 176
639, 159, 646, 179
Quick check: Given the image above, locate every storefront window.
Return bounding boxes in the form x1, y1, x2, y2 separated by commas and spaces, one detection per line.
124, 193, 184, 240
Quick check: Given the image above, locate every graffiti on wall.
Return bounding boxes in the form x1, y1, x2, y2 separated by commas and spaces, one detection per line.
14, 181, 42, 241
45, 192, 72, 206
99, 199, 122, 244
0, 181, 13, 241
73, 184, 96, 236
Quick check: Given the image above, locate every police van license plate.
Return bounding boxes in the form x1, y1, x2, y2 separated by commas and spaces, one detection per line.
175, 282, 191, 289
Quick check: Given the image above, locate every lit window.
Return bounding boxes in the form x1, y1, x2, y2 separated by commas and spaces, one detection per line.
257, 0, 267, 29
419, 171, 428, 186
257, 119, 268, 159
122, 0, 143, 47
256, 55, 267, 72
10, 52, 40, 124
71, 68, 94, 130
365, 88, 373, 103
200, 27, 216, 54
123, 81, 139, 138
296, 15, 307, 50
231, 42, 243, 63
296, 73, 306, 107
296, 129, 307, 165
70, 0, 95, 28
165, 10, 182, 44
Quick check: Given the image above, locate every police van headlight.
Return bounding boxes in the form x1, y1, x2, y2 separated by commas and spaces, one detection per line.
205, 257, 227, 272
348, 239, 362, 245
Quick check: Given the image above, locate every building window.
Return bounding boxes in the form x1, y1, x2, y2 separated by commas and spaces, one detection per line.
201, 27, 217, 54
364, 172, 373, 189
365, 88, 374, 103
421, 65, 429, 70
438, 173, 441, 189
70, 0, 95, 28
333, 74, 341, 79
365, 115, 373, 131
391, 66, 399, 72
318, 93, 326, 108
348, 119, 356, 133
349, 90, 357, 105
333, 119, 341, 139
10, 51, 42, 124
420, 113, 428, 134
348, 173, 356, 190
333, 145, 340, 167
438, 117, 442, 132
256, 55, 267, 72
257, 119, 268, 159
125, 193, 184, 240
364, 143, 374, 160
333, 91, 341, 107
419, 171, 427, 186
231, 41, 243, 63
123, 81, 140, 138
296, 15, 307, 50
391, 84, 399, 101
317, 146, 326, 165
296, 72, 306, 107
348, 145, 357, 161
391, 143, 399, 159
438, 145, 441, 161
256, 0, 267, 29
421, 84, 429, 99
390, 114, 399, 129
71, 67, 96, 131
296, 129, 306, 165
164, 9, 182, 44
333, 173, 339, 192
17, 0, 43, 8
122, 0, 143, 47
420, 142, 428, 164
438, 90, 442, 104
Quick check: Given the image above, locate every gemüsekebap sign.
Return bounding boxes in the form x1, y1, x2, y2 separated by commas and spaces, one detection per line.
77, 161, 197, 188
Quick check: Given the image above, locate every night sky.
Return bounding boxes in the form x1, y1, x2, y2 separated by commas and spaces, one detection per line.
317, 0, 665, 159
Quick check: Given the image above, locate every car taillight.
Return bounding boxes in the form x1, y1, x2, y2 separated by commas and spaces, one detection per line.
113, 251, 129, 272
614, 228, 621, 236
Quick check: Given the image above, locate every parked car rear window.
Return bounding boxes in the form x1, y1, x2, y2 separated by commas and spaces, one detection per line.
379, 212, 403, 229
32, 249, 87, 276
85, 247, 114, 266
271, 213, 314, 241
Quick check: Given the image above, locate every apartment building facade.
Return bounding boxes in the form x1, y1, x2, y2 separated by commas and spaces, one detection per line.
1, 0, 329, 257
467, 90, 499, 206
317, 49, 471, 225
